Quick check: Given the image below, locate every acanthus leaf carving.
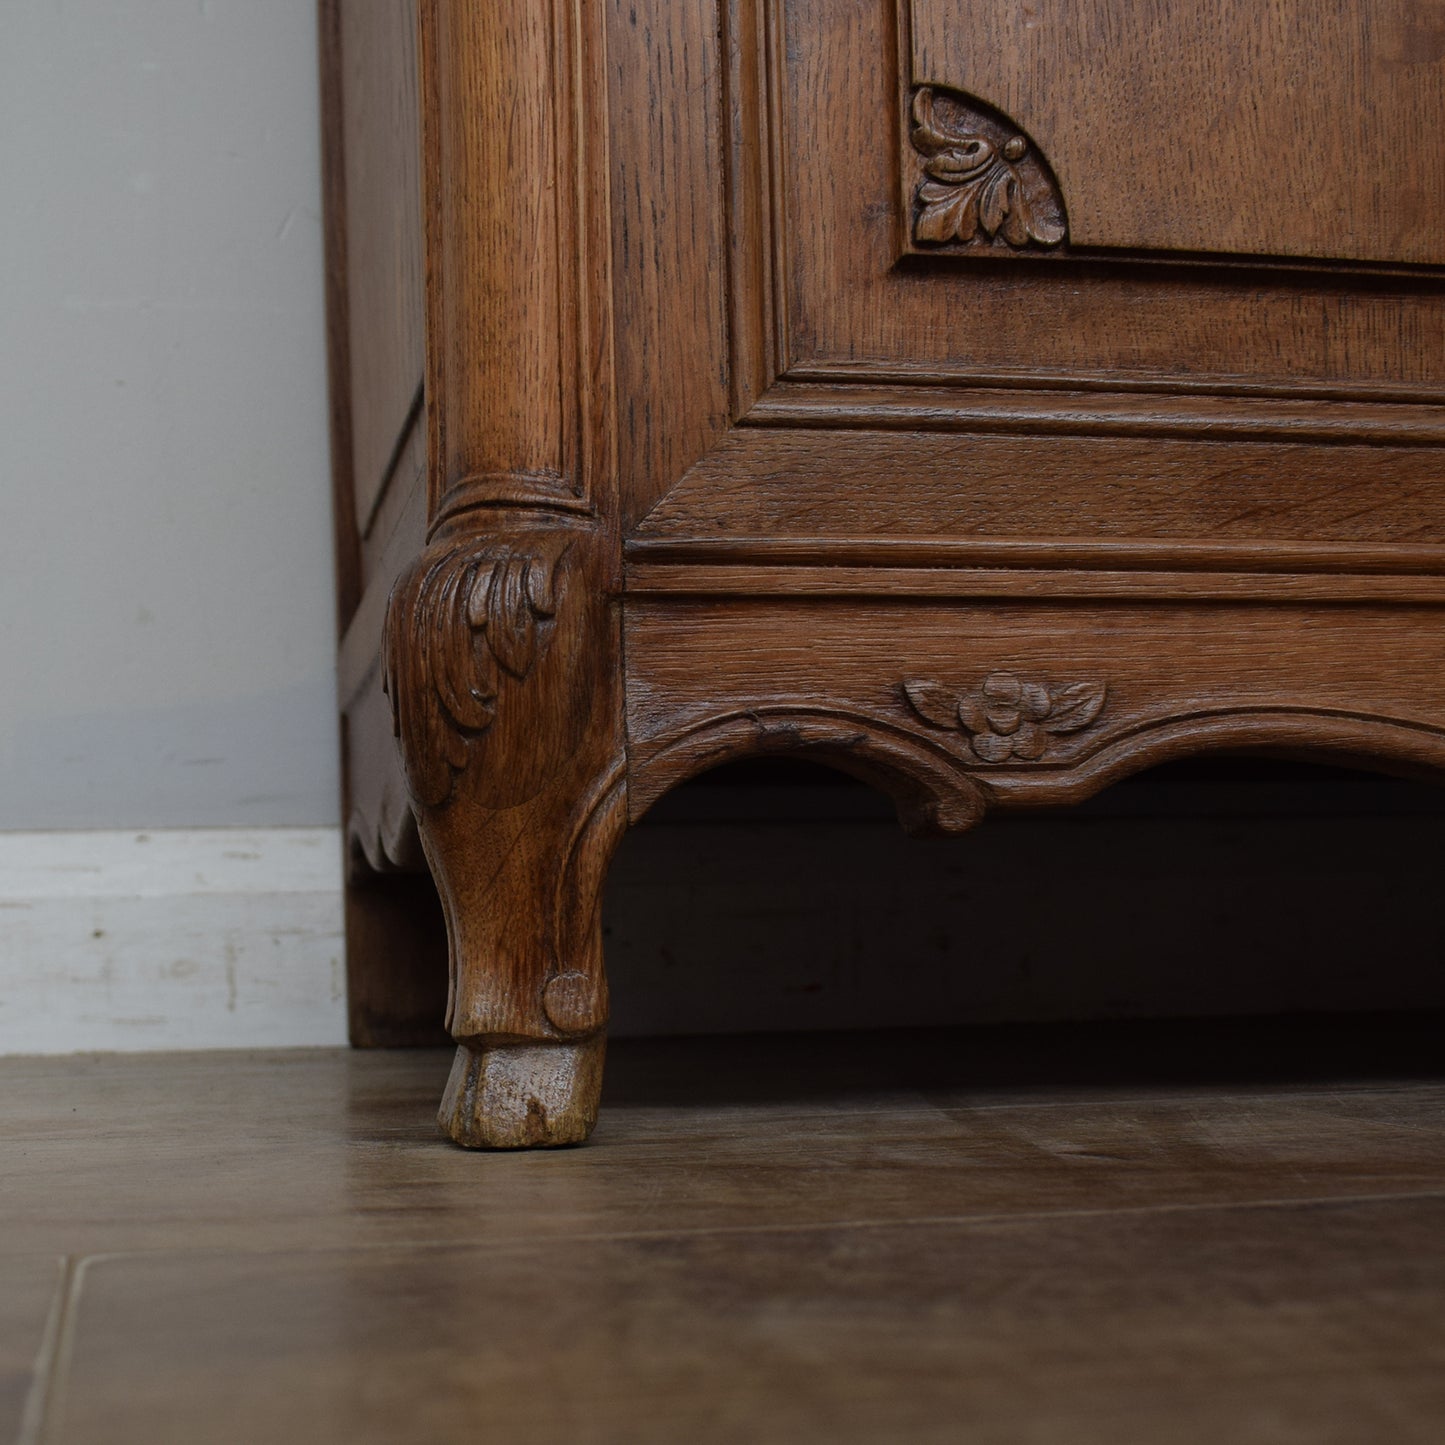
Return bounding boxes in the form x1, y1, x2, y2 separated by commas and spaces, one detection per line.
910, 87, 1066, 251
384, 537, 566, 811
904, 672, 1106, 763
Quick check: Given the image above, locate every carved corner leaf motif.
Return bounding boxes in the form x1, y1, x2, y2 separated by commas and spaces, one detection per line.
904, 673, 1106, 764
910, 87, 1066, 251
384, 540, 564, 810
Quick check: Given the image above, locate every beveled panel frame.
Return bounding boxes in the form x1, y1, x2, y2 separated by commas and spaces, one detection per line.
776, 0, 1445, 395
902, 0, 1445, 271
619, 0, 1445, 581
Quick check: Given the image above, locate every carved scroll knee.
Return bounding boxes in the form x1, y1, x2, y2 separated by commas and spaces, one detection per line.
384, 519, 626, 1149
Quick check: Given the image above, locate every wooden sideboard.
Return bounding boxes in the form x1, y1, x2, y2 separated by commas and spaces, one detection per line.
324, 0, 1445, 1147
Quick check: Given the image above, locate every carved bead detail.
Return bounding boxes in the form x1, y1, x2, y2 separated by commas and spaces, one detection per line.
910, 88, 1066, 250
903, 673, 1107, 763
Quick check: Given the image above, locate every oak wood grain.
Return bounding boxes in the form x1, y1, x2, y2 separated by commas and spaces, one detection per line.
634, 426, 1445, 551
607, 0, 733, 527
623, 563, 1445, 604
909, 0, 1445, 266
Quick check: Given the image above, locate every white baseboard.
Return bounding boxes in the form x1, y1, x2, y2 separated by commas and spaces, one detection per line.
0, 828, 347, 1054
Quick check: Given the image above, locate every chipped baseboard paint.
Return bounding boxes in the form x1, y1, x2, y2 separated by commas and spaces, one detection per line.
0, 828, 346, 1054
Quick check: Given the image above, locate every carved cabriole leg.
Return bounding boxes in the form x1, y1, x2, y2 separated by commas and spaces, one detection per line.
385, 517, 626, 1148
403, 0, 624, 1144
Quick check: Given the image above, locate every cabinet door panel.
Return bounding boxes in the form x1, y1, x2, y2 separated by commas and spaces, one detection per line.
775, 0, 1445, 393
612, 0, 1445, 556
909, 0, 1445, 266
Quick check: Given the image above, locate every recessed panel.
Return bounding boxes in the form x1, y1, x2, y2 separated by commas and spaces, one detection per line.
775, 0, 1445, 394
909, 0, 1445, 266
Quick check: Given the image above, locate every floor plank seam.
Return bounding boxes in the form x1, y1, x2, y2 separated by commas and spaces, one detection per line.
20, 1186, 1445, 1275
14, 1255, 76, 1445
586, 1084, 1445, 1129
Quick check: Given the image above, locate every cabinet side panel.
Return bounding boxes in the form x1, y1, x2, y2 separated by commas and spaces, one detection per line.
340, 0, 425, 535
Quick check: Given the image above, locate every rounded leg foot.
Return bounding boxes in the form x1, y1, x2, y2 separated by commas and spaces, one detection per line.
438, 1035, 606, 1149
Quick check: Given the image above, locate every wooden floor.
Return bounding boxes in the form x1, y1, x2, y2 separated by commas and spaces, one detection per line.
3, 1017, 1444, 1444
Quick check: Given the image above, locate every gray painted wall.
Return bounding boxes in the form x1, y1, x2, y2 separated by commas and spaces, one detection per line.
0, 0, 338, 830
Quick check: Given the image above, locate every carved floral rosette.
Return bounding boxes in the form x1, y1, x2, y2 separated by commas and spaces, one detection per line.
904, 672, 1106, 762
